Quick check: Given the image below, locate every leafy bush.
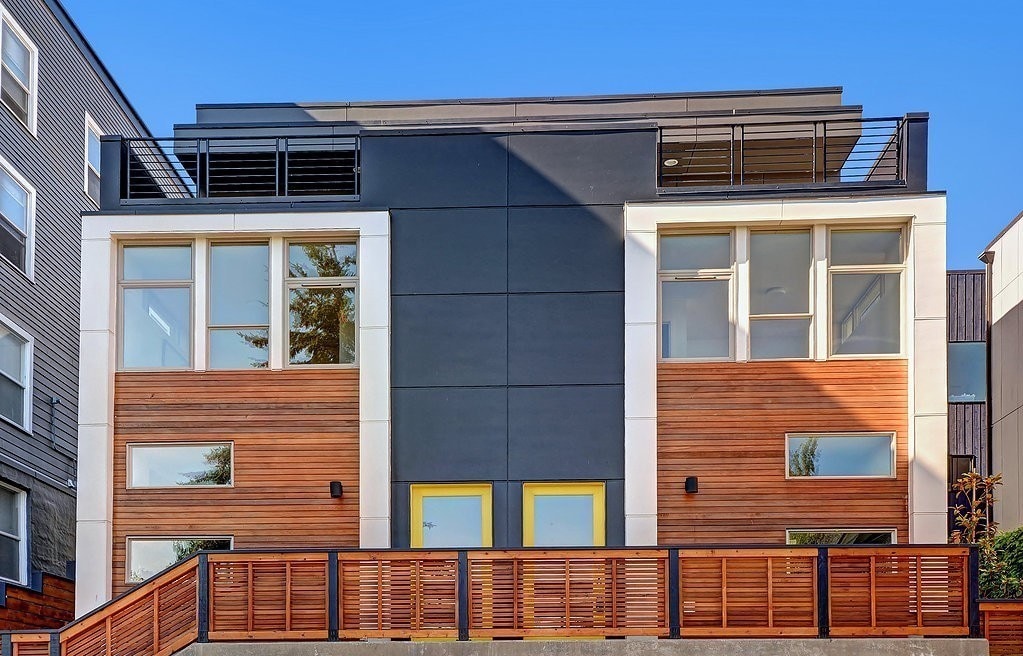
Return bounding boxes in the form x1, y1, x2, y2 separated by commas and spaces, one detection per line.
995, 526, 1023, 582
950, 471, 1023, 598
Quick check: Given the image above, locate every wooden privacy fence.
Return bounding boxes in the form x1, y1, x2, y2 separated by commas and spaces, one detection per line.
981, 600, 1023, 656
1, 545, 979, 656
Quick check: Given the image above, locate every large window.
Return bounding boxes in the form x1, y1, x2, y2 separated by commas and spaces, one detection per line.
128, 443, 233, 488
119, 245, 193, 369
209, 243, 269, 369
948, 342, 987, 402
126, 537, 231, 583
786, 433, 895, 479
85, 115, 102, 206
0, 10, 35, 131
286, 241, 357, 366
0, 158, 32, 273
829, 229, 904, 356
410, 483, 492, 548
523, 482, 605, 547
0, 314, 30, 430
0, 483, 25, 583
659, 233, 732, 360
749, 230, 812, 359
786, 529, 894, 545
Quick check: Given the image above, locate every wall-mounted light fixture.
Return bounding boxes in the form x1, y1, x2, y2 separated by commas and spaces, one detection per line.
684, 476, 699, 494
329, 481, 344, 498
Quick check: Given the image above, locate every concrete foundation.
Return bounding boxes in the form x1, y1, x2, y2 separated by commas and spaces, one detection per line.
180, 639, 988, 656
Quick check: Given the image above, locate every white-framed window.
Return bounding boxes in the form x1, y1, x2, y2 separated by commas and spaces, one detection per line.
0, 311, 31, 432
128, 442, 233, 489
0, 6, 37, 133
126, 536, 232, 583
118, 243, 194, 370
0, 481, 26, 584
658, 232, 734, 360
657, 224, 906, 362
285, 240, 358, 367
85, 114, 102, 206
0, 154, 34, 276
786, 528, 896, 545
786, 432, 896, 479
828, 228, 905, 357
208, 242, 269, 369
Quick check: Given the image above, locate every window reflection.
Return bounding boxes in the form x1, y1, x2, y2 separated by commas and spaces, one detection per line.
129, 444, 232, 488
127, 538, 231, 583
787, 530, 893, 545
787, 434, 893, 478
948, 342, 987, 402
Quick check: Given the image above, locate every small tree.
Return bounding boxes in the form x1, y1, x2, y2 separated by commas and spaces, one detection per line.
950, 471, 1022, 598
788, 436, 819, 477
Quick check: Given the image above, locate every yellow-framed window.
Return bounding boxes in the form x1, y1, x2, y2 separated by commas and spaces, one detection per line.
410, 483, 493, 548
522, 482, 606, 547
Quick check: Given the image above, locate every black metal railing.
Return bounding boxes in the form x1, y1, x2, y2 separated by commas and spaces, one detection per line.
658, 116, 907, 190
121, 135, 360, 201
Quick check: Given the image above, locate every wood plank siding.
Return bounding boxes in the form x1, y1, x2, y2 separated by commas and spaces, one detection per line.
657, 360, 909, 544
947, 270, 987, 342
111, 370, 359, 595
0, 574, 74, 630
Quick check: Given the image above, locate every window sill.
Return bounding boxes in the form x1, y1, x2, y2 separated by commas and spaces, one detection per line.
0, 412, 31, 436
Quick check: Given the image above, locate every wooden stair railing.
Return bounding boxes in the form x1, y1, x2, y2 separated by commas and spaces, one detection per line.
0, 545, 980, 654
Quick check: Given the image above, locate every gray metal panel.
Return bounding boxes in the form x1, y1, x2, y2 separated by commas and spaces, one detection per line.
507, 293, 624, 386
391, 209, 508, 295
507, 130, 657, 206
359, 134, 509, 208
508, 386, 624, 480
391, 295, 508, 387
508, 206, 623, 293
0, 0, 150, 578
392, 387, 508, 482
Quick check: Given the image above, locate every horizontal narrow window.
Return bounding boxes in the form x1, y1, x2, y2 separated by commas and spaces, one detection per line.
127, 537, 231, 583
830, 229, 902, 266
786, 433, 894, 478
129, 443, 232, 488
122, 244, 192, 281
288, 242, 357, 278
786, 530, 894, 545
660, 233, 730, 271
948, 342, 987, 402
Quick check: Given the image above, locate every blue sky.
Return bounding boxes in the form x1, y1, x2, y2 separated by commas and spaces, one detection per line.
63, 0, 1021, 269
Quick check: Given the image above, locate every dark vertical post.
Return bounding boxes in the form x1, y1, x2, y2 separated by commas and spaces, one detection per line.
1, 633, 12, 656
100, 136, 124, 209
901, 113, 929, 192
969, 545, 982, 638
281, 138, 289, 198
48, 632, 59, 656
195, 140, 208, 199
197, 553, 210, 643
668, 549, 681, 639
328, 551, 339, 641
457, 551, 469, 641
353, 137, 361, 196
816, 547, 830, 639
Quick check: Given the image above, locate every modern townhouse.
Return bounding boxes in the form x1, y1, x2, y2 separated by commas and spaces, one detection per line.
73, 85, 952, 620
0, 0, 150, 629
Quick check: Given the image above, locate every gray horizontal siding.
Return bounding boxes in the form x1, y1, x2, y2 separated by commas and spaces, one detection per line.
0, 0, 148, 576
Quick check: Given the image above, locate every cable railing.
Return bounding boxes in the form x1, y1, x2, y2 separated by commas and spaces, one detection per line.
0, 544, 978, 655
658, 117, 905, 189
122, 135, 360, 201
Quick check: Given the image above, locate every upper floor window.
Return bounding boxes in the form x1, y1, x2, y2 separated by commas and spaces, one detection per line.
287, 241, 357, 366
948, 342, 987, 402
659, 233, 733, 360
0, 482, 26, 584
119, 244, 193, 370
0, 157, 33, 274
85, 115, 102, 205
209, 243, 269, 369
750, 230, 812, 359
0, 10, 36, 131
0, 314, 31, 431
829, 229, 904, 356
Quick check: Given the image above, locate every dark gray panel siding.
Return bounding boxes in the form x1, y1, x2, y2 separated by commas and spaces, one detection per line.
0, 0, 148, 576
948, 271, 987, 342
386, 128, 652, 548
948, 403, 988, 477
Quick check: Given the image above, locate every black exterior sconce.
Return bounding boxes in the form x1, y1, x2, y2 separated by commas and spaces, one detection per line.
329, 481, 344, 498
684, 476, 699, 494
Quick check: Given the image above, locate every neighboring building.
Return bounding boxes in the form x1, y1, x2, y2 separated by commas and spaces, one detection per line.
76, 86, 947, 614
0, 0, 150, 626
982, 210, 1023, 531
946, 269, 989, 533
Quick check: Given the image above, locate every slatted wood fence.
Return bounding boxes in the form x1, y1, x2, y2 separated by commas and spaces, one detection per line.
981, 601, 1023, 656
0, 546, 979, 656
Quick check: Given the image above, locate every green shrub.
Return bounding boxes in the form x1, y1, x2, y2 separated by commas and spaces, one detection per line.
996, 527, 1023, 582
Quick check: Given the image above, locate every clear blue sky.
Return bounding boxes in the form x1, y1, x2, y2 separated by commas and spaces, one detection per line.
63, 0, 1021, 269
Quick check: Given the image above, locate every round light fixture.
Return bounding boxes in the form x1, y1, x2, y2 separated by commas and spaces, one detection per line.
663, 158, 679, 167
765, 286, 788, 296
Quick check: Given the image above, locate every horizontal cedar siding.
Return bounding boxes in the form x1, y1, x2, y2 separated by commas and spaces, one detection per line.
0, 574, 74, 629
657, 360, 909, 544
112, 370, 359, 595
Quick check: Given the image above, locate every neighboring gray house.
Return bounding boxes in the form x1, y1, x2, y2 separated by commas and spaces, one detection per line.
0, 0, 149, 592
